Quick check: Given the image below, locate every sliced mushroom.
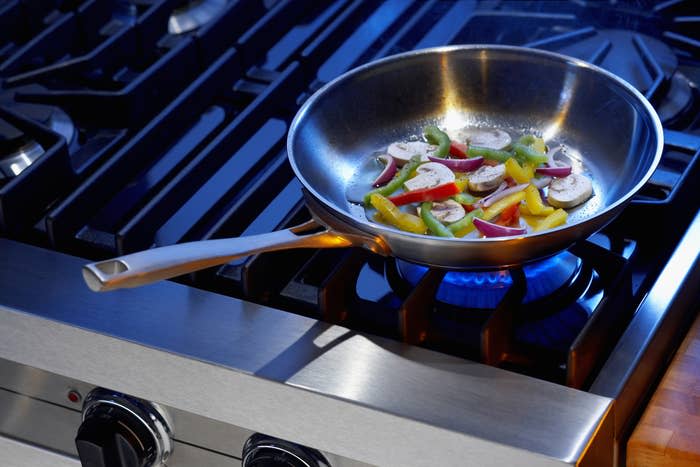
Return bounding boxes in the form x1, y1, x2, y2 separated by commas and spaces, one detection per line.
387, 141, 437, 165
456, 127, 512, 150
547, 173, 593, 208
403, 162, 455, 191
429, 199, 466, 223
468, 164, 506, 192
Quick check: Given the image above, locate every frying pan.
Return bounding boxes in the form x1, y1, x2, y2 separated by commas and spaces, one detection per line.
83, 45, 663, 292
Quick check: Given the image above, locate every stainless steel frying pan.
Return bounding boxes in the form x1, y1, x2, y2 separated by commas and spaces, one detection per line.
83, 45, 663, 292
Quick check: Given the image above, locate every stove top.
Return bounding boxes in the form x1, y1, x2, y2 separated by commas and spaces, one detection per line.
1, 1, 700, 466
2, 0, 699, 383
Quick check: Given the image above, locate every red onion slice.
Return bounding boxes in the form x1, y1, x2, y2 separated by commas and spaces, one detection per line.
480, 183, 528, 208
539, 145, 571, 177
372, 154, 397, 187
428, 155, 483, 172
473, 182, 507, 208
536, 165, 572, 177
531, 176, 552, 189
546, 146, 561, 166
473, 217, 526, 237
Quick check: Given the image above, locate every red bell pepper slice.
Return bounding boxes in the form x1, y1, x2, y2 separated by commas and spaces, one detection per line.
449, 141, 468, 158
496, 203, 520, 226
388, 182, 460, 206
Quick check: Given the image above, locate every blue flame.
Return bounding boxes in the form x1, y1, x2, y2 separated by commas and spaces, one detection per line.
398, 252, 580, 309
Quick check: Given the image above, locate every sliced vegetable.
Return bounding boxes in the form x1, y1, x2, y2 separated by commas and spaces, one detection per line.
524, 184, 553, 215
447, 208, 484, 236
453, 192, 479, 205
388, 141, 436, 165
449, 141, 468, 158
482, 191, 527, 220
428, 155, 483, 172
520, 213, 540, 227
536, 165, 572, 177
496, 203, 520, 226
372, 154, 397, 187
504, 158, 534, 184
533, 208, 568, 232
460, 128, 512, 150
518, 134, 546, 154
474, 182, 506, 207
547, 173, 593, 208
369, 193, 427, 234
467, 145, 512, 162
424, 126, 451, 157
473, 217, 526, 237
482, 183, 528, 208
403, 162, 455, 191
388, 182, 460, 206
468, 164, 506, 192
454, 173, 470, 192
520, 203, 555, 216
531, 176, 552, 189
363, 156, 422, 203
511, 142, 548, 165
420, 202, 454, 237
427, 199, 466, 223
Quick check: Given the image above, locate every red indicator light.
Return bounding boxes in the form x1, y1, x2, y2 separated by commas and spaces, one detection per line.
67, 390, 81, 403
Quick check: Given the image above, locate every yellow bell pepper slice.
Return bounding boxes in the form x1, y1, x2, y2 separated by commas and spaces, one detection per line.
523, 184, 554, 215
531, 136, 546, 154
533, 208, 568, 232
520, 203, 555, 216
482, 191, 526, 221
520, 213, 541, 228
369, 194, 427, 234
454, 173, 470, 192
504, 158, 534, 184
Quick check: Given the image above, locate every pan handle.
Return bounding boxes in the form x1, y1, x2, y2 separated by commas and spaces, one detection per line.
82, 220, 387, 292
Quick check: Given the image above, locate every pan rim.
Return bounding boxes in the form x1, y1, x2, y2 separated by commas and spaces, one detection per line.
287, 44, 664, 244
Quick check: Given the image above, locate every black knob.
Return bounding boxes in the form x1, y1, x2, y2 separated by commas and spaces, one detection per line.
75, 404, 157, 467
243, 434, 330, 467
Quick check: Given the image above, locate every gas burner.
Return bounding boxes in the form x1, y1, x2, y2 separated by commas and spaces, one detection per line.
45, 107, 76, 147
657, 71, 695, 123
0, 140, 45, 178
0, 86, 77, 147
168, 0, 227, 35
539, 29, 677, 98
397, 252, 582, 309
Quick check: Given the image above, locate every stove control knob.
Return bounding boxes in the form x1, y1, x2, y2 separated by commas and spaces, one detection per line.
75, 389, 172, 467
243, 434, 330, 467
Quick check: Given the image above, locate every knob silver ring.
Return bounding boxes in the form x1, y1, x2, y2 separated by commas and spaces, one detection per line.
82, 389, 173, 465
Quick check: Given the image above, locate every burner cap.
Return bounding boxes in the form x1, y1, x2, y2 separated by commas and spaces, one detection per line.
46, 107, 75, 146
657, 71, 694, 123
397, 252, 582, 309
168, 0, 227, 35
0, 140, 45, 177
544, 29, 677, 98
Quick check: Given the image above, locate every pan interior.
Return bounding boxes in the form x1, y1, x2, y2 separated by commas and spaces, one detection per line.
289, 46, 660, 244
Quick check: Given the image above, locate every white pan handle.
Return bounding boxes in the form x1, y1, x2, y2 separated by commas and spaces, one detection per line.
82, 220, 386, 292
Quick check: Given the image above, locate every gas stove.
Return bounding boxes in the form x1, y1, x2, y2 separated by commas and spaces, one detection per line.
1, 1, 700, 466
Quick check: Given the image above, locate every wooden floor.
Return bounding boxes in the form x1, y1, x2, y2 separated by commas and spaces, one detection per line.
627, 310, 700, 466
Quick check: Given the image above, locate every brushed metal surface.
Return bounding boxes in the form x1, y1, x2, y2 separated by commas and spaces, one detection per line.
0, 239, 612, 466
0, 358, 373, 467
0, 357, 253, 458
2, 436, 80, 467
591, 210, 700, 451
0, 388, 81, 455
0, 385, 243, 466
